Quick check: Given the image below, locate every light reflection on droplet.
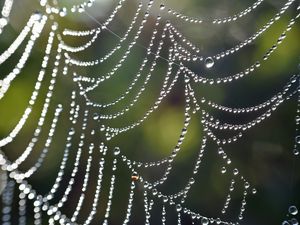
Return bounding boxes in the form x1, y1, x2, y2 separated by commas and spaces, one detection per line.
205, 57, 214, 69
289, 205, 298, 215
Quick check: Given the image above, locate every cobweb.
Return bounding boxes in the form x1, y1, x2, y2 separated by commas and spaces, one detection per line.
0, 0, 299, 224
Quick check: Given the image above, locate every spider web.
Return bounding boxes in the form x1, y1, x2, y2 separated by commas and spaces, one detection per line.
0, 0, 299, 224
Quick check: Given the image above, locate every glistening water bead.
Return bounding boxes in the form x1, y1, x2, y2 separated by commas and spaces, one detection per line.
295, 136, 300, 144
205, 57, 214, 69
113, 147, 120, 156
290, 218, 299, 225
289, 205, 298, 215
201, 217, 209, 225
131, 172, 139, 181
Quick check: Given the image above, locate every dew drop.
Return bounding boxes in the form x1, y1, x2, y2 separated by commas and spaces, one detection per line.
176, 204, 182, 212
59, 8, 67, 17
163, 196, 168, 203
233, 168, 239, 175
282, 220, 291, 225
0, 18, 8, 27
293, 149, 299, 156
93, 113, 99, 120
131, 171, 139, 181
290, 218, 299, 225
221, 167, 226, 174
113, 147, 120, 156
244, 182, 250, 189
295, 136, 300, 144
160, 4, 165, 10
205, 57, 214, 69
252, 188, 257, 194
289, 205, 298, 215
0, 166, 7, 195
78, 5, 84, 13
152, 189, 158, 196
33, 11, 43, 21
87, 0, 93, 7
201, 217, 209, 225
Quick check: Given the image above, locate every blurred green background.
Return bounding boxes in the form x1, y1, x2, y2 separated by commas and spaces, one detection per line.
0, 0, 299, 224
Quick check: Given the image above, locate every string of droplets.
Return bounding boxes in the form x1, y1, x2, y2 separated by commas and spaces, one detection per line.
78, 15, 163, 109
0, 0, 13, 34
0, 13, 47, 100
61, 2, 300, 221
168, 0, 296, 65
96, 16, 298, 140
164, 0, 264, 24
40, 0, 96, 17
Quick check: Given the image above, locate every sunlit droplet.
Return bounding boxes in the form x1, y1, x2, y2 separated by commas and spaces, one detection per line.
233, 168, 239, 175
93, 113, 99, 120
205, 57, 214, 69
131, 172, 139, 181
290, 218, 299, 225
33, 11, 43, 21
221, 167, 226, 174
289, 205, 298, 215
201, 217, 209, 225
176, 204, 182, 212
59, 8, 67, 17
113, 147, 120, 156
295, 136, 300, 144
0, 18, 8, 27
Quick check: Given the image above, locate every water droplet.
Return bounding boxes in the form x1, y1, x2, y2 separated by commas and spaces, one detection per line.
87, 0, 93, 7
113, 147, 120, 156
244, 182, 250, 189
289, 205, 298, 215
163, 196, 168, 203
205, 57, 214, 69
160, 4, 165, 10
59, 8, 67, 17
176, 204, 182, 212
252, 188, 257, 194
78, 5, 84, 13
290, 218, 299, 225
293, 149, 299, 156
221, 167, 226, 174
233, 168, 239, 175
0, 18, 8, 27
33, 11, 43, 21
295, 136, 300, 144
0, 166, 7, 195
201, 217, 209, 225
152, 189, 158, 196
131, 172, 139, 181
93, 113, 99, 120
282, 220, 291, 225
